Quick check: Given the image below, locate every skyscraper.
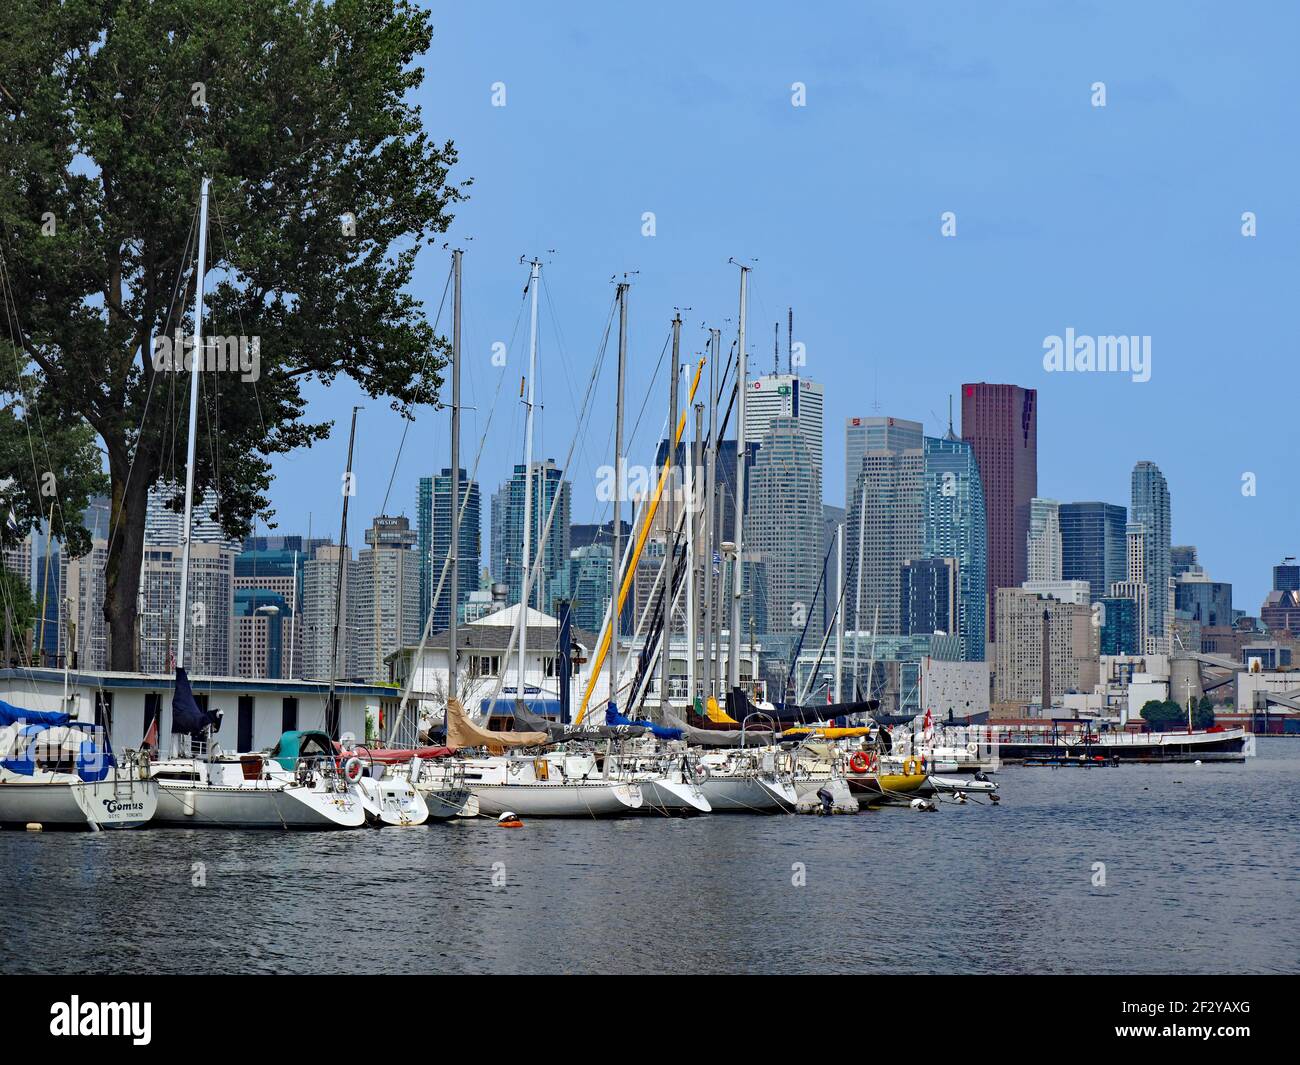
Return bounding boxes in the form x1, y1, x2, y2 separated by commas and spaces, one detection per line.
1060, 501, 1127, 601
1170, 545, 1199, 579
746, 373, 824, 478
845, 416, 923, 513
353, 515, 422, 683
1131, 461, 1172, 649
900, 556, 958, 638
922, 434, 988, 662
961, 383, 1037, 643
491, 460, 571, 612
748, 416, 823, 641
1026, 498, 1062, 582
844, 424, 925, 636
417, 468, 481, 631
301, 544, 357, 681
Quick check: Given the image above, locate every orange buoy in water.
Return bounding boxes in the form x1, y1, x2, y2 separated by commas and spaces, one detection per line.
497, 811, 524, 828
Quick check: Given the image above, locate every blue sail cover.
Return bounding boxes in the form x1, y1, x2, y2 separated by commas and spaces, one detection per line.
604, 702, 682, 740
0, 722, 114, 780
171, 667, 221, 735
0, 699, 71, 728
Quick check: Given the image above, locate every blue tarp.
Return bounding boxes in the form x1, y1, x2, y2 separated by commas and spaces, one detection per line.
0, 722, 114, 781
0, 699, 71, 728
604, 703, 682, 740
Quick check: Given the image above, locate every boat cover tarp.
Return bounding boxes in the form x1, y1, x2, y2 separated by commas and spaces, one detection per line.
512, 701, 646, 742
340, 744, 454, 764
0, 723, 113, 780
725, 688, 878, 726
603, 703, 680, 740
446, 698, 548, 751
171, 667, 222, 735
0, 700, 71, 728
665, 713, 774, 748
702, 695, 739, 725
270, 730, 337, 771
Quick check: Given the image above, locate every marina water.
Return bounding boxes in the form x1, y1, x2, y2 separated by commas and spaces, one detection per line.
2, 740, 1295, 975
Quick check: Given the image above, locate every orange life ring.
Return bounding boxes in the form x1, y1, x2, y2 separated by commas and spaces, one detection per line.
849, 751, 870, 774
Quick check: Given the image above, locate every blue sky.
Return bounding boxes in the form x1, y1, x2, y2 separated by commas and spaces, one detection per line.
269, 0, 1298, 614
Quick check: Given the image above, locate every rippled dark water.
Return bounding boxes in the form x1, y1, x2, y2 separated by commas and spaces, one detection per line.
2, 740, 1296, 974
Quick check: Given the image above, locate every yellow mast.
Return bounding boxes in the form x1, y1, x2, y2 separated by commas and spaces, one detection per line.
576, 356, 705, 724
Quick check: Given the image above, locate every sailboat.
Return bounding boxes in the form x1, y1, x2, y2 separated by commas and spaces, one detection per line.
148, 178, 364, 830
0, 701, 157, 830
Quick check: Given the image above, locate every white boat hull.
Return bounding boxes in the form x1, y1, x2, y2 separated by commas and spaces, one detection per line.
0, 773, 157, 830
154, 781, 365, 829
356, 776, 429, 826
419, 786, 479, 820
637, 778, 711, 814
699, 776, 796, 813
469, 781, 643, 818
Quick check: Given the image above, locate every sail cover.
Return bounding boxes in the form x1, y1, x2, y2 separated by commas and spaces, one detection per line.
171, 668, 221, 735
445, 698, 548, 750
665, 713, 773, 748
604, 703, 680, 740
0, 699, 71, 728
511, 700, 646, 742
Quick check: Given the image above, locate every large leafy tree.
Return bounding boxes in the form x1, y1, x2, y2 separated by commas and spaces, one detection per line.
0, 0, 466, 669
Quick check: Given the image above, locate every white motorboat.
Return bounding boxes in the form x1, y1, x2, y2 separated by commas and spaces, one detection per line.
0, 712, 157, 830
152, 730, 365, 830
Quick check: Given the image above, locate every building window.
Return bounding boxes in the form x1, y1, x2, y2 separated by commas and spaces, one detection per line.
282, 697, 298, 732
237, 696, 255, 752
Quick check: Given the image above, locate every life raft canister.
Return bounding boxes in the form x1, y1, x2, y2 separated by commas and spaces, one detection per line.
849, 751, 871, 774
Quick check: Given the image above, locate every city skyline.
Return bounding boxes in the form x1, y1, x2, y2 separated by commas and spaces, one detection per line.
239, 2, 1294, 619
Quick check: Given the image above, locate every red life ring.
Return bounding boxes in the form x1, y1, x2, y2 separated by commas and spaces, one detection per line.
849, 751, 870, 774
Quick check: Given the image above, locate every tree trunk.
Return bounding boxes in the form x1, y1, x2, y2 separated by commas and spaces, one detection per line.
102, 445, 153, 672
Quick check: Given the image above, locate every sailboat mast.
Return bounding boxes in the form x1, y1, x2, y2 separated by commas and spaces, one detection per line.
609, 282, 628, 713
688, 399, 702, 699
517, 259, 540, 702
326, 406, 360, 738
852, 476, 867, 700
448, 248, 463, 703
705, 328, 719, 699
835, 522, 844, 702
175, 176, 210, 671
728, 266, 748, 692
660, 314, 680, 718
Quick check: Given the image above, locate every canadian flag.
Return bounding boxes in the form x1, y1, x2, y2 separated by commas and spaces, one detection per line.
143, 714, 159, 750
923, 708, 933, 739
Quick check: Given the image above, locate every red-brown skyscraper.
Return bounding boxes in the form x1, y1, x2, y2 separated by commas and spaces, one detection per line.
961, 383, 1037, 645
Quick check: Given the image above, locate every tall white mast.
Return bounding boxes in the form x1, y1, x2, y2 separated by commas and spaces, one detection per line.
516, 259, 540, 703
728, 265, 748, 692
175, 177, 210, 671
609, 282, 628, 712
448, 248, 463, 702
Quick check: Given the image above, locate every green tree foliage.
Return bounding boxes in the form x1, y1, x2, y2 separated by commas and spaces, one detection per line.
0, 566, 37, 655
0, 0, 467, 668
1140, 697, 1214, 731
